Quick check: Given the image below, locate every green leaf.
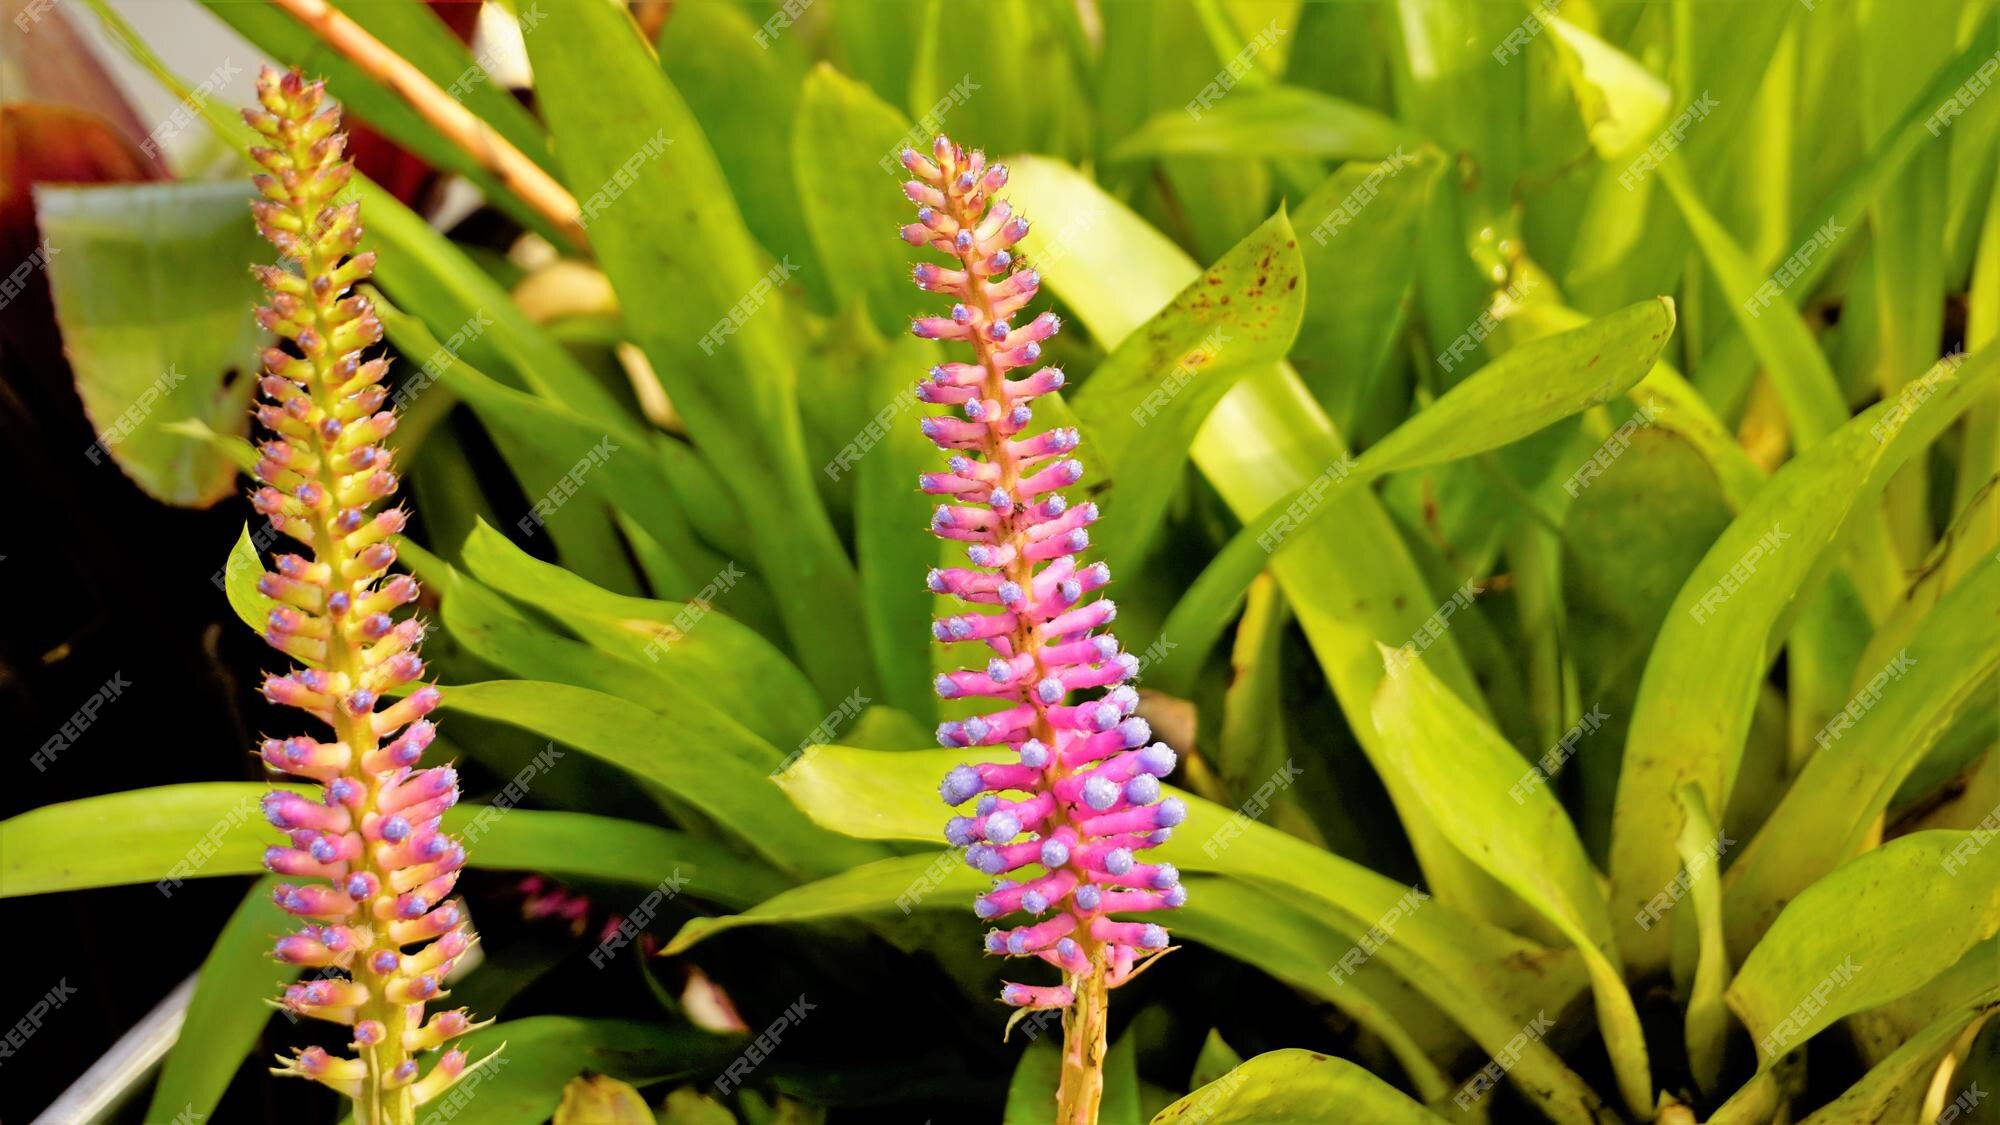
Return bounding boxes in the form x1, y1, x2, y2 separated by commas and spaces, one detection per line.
426, 1017, 739, 1125
37, 181, 264, 506
1723, 553, 2000, 958
458, 521, 824, 752
1151, 295, 1677, 694
1111, 86, 1417, 162
1370, 649, 1652, 1117
1003, 1037, 1063, 1125
0, 784, 787, 907
1288, 151, 1439, 432
1149, 1049, 1445, 1123
524, 0, 876, 703
771, 744, 1609, 1123
1673, 785, 1731, 1096
1542, 14, 1672, 160
439, 680, 885, 878
143, 877, 295, 1125
665, 853, 985, 955
1727, 830, 2000, 1069
853, 335, 946, 722
1069, 208, 1308, 574
794, 64, 921, 338
1800, 983, 2000, 1125
222, 522, 282, 636
1611, 343, 2000, 973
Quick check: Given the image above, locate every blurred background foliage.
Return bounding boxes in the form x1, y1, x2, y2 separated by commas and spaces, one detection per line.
0, 0, 1996, 1122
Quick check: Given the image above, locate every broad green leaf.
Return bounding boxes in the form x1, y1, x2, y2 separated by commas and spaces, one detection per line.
1801, 982, 2000, 1125
1728, 830, 2000, 1068
1543, 14, 1673, 159
854, 335, 945, 722
665, 853, 986, 955
37, 181, 264, 506
1102, 1023, 1143, 1125
1149, 1049, 1445, 1123
1612, 343, 2000, 973
1371, 649, 1651, 1117
525, 0, 875, 703
1152, 296, 1677, 693
1289, 150, 1439, 433
1657, 156, 1848, 447
660, 0, 826, 310
0, 784, 787, 907
458, 521, 823, 751
1112, 86, 1416, 162
772, 744, 1607, 1123
1692, 22, 2000, 416
1003, 1038, 1063, 1125
143, 877, 294, 1125
1723, 554, 2000, 957
427, 1017, 738, 1125
1069, 208, 1308, 574
794, 64, 920, 338
1190, 1030, 1244, 1092
439, 680, 885, 877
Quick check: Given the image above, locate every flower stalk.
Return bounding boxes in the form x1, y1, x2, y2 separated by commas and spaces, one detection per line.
902, 134, 1184, 1124
242, 66, 491, 1125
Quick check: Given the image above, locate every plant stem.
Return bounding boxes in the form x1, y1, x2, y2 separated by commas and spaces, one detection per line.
1055, 948, 1109, 1125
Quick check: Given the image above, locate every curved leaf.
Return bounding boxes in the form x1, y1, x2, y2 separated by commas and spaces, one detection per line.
1112, 86, 1417, 161
1149, 1048, 1444, 1123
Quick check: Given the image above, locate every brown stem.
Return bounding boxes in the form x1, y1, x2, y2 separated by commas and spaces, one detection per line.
266, 0, 587, 249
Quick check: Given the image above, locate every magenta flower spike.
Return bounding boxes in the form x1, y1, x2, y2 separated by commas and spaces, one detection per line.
241, 67, 491, 1124
903, 135, 1184, 1122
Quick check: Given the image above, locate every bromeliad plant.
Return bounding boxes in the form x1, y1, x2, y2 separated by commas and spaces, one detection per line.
242, 66, 489, 1123
904, 134, 1185, 1122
